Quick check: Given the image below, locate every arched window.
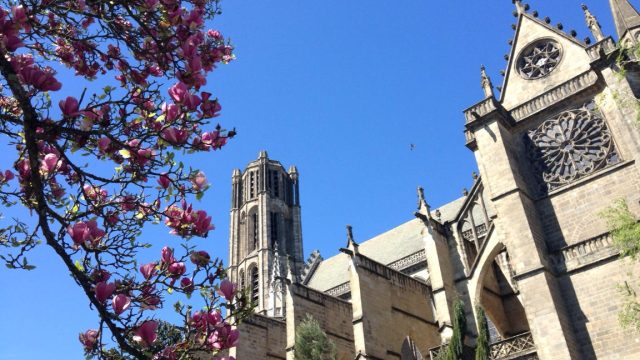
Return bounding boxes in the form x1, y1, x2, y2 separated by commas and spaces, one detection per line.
270, 212, 279, 248
250, 266, 259, 305
401, 336, 423, 360
238, 270, 245, 290
249, 212, 259, 253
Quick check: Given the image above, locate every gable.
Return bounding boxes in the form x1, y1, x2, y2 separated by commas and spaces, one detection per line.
500, 15, 591, 109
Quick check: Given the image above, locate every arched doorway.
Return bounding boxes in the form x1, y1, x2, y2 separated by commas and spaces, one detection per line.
477, 247, 530, 341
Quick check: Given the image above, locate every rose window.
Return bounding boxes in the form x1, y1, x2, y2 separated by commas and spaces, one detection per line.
517, 40, 562, 79
526, 103, 619, 191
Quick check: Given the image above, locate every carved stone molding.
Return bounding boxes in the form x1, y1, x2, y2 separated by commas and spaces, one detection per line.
586, 37, 616, 62
326, 282, 350, 297
525, 101, 620, 192
550, 232, 618, 273
388, 250, 427, 272
510, 71, 599, 122
464, 97, 498, 124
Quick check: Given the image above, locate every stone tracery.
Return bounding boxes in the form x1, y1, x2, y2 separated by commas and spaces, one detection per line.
526, 102, 619, 191
517, 40, 562, 79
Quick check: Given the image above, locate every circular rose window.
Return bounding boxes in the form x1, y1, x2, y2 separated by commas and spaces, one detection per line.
526, 103, 619, 191
517, 40, 562, 80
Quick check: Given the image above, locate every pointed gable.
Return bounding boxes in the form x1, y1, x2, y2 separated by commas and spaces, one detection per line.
610, 0, 640, 40
500, 14, 591, 109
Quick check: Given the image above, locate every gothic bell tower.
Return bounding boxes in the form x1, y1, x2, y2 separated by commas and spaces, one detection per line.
228, 151, 303, 317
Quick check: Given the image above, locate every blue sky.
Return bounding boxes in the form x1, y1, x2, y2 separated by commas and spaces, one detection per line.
0, 1, 625, 358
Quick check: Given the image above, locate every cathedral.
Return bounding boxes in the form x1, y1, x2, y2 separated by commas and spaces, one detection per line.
226, 1, 640, 359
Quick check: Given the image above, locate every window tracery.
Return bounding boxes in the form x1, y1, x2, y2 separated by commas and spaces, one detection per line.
517, 40, 562, 79
525, 102, 619, 192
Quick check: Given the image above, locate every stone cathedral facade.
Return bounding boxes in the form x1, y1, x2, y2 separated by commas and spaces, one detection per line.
226, 1, 640, 359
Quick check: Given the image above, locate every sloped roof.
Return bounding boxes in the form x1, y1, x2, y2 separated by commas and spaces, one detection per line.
306, 218, 427, 292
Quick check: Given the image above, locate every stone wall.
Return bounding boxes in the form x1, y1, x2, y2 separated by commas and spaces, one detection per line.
349, 253, 441, 358
231, 314, 286, 359
286, 283, 355, 360
559, 258, 640, 359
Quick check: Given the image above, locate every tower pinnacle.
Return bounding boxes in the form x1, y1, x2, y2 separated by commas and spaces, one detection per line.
480, 65, 494, 98
582, 4, 605, 42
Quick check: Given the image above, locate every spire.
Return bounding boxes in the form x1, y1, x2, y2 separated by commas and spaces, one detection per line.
480, 65, 494, 98
609, 0, 640, 40
582, 4, 605, 42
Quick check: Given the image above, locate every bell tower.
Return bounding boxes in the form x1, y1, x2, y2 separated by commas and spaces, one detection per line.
228, 151, 303, 316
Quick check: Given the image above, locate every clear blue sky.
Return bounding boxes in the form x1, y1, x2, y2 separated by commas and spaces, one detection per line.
0, 1, 624, 358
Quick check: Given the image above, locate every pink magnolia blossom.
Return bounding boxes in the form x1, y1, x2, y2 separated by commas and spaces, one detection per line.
59, 96, 80, 117
193, 210, 214, 236
190, 250, 210, 267
40, 153, 59, 173
78, 329, 99, 350
0, 170, 14, 183
153, 346, 177, 360
67, 220, 106, 248
217, 279, 236, 301
191, 310, 222, 330
161, 246, 175, 264
161, 102, 180, 123
180, 277, 194, 294
201, 131, 228, 150
158, 173, 171, 189
167, 262, 186, 277
141, 286, 161, 310
200, 92, 221, 118
94, 281, 116, 303
140, 262, 157, 280
19, 65, 61, 91
97, 137, 111, 154
168, 82, 188, 103
183, 93, 201, 111
133, 320, 158, 347
112, 294, 131, 315
161, 127, 188, 145
190, 171, 208, 191
208, 325, 239, 350
83, 184, 108, 201
91, 269, 111, 283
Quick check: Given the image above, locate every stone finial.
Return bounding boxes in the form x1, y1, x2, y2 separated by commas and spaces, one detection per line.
417, 186, 431, 214
346, 225, 359, 253
513, 0, 527, 15
288, 165, 298, 174
232, 168, 242, 182
415, 186, 433, 224
259, 150, 268, 159
480, 65, 494, 98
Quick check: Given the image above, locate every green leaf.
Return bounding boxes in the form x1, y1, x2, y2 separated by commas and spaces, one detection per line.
74, 260, 85, 272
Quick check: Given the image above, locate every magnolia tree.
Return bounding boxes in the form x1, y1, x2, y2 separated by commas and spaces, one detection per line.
0, 0, 251, 359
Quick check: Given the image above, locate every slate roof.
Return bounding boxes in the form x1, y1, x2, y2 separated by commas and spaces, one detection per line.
306, 196, 467, 292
